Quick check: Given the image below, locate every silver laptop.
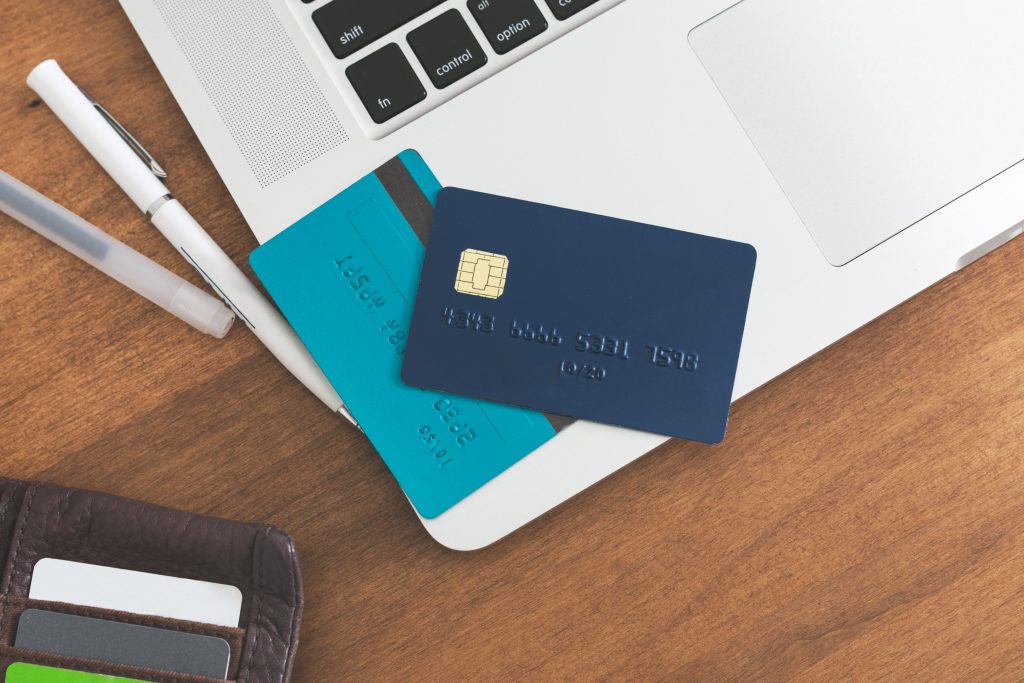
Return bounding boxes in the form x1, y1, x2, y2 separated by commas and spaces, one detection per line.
120, 0, 1024, 549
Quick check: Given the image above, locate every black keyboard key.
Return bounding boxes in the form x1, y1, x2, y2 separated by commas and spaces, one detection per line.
543, 0, 599, 20
314, 0, 446, 59
468, 0, 548, 55
346, 44, 426, 123
408, 10, 488, 89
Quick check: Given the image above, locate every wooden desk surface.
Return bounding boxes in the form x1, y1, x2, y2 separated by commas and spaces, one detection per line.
2, 3, 1023, 680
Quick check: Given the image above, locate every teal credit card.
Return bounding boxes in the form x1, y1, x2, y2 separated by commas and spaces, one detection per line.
250, 151, 556, 518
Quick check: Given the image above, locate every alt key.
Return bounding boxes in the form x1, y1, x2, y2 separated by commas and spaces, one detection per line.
468, 0, 548, 56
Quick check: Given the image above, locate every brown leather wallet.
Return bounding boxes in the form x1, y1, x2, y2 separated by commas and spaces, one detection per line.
0, 478, 302, 683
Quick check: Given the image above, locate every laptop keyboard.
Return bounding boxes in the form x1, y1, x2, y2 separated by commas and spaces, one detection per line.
301, 0, 615, 132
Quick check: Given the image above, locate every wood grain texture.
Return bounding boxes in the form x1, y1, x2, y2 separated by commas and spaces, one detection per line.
2, 3, 1023, 681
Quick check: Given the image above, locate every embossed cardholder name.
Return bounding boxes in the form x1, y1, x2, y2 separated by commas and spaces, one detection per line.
250, 154, 555, 518
402, 188, 757, 443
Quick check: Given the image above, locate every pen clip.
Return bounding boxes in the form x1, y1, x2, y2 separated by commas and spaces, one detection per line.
81, 88, 168, 179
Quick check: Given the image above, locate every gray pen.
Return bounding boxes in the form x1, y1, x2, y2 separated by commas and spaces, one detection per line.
0, 169, 235, 337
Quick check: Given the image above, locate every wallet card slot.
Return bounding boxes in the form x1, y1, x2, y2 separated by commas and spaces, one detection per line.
0, 597, 245, 678
0, 484, 256, 618
0, 645, 235, 683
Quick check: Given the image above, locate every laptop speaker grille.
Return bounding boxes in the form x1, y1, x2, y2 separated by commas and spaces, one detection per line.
153, 0, 349, 187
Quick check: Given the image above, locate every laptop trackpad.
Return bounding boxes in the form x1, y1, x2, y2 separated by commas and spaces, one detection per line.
690, 0, 1024, 265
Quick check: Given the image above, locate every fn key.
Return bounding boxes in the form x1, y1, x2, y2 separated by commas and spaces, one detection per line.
346, 44, 426, 124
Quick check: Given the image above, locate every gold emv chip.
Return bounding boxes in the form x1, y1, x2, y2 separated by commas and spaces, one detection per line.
455, 249, 508, 299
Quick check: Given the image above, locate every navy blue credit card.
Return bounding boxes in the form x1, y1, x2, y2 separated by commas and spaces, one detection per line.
401, 188, 757, 442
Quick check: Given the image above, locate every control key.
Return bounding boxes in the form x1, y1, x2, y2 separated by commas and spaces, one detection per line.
544, 0, 600, 20
409, 10, 488, 89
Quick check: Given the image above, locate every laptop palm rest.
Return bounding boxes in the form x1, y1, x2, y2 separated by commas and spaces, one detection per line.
690, 0, 1024, 266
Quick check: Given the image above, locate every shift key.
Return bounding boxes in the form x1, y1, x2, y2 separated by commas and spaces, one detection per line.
314, 0, 446, 59
468, 0, 548, 55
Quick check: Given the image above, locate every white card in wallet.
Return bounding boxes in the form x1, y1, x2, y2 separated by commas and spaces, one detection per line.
29, 558, 243, 627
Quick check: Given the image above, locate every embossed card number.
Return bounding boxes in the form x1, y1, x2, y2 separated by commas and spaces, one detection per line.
575, 333, 630, 360
646, 345, 700, 372
511, 319, 562, 345
380, 319, 408, 355
442, 306, 495, 332
418, 397, 479, 468
437, 306, 703, 380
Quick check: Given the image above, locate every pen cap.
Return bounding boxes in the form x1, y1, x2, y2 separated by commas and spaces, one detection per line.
170, 282, 236, 339
0, 169, 235, 339
27, 60, 170, 213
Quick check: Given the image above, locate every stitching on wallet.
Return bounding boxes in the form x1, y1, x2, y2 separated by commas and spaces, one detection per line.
241, 526, 270, 683
282, 531, 299, 681
0, 484, 38, 634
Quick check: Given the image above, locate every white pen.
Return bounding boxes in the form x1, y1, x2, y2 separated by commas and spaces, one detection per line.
0, 169, 235, 338
28, 59, 356, 425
